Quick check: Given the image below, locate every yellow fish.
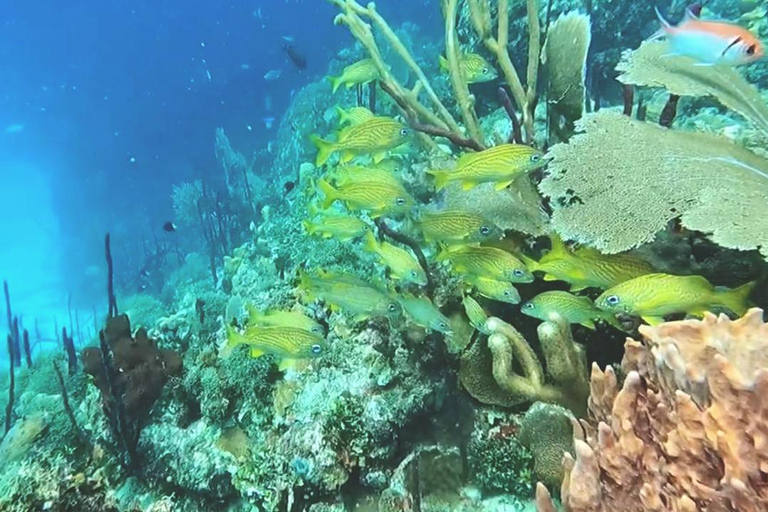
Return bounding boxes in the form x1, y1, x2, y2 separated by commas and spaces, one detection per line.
427, 144, 547, 191
462, 295, 490, 334
298, 270, 402, 322
595, 273, 755, 326
530, 235, 656, 291
363, 231, 427, 286
464, 274, 521, 304
224, 325, 326, 368
438, 53, 498, 83
317, 177, 415, 218
438, 245, 534, 283
398, 294, 453, 335
328, 164, 402, 188
335, 105, 375, 126
246, 306, 324, 334
521, 291, 621, 330
302, 209, 371, 242
328, 58, 380, 93
416, 210, 502, 244
311, 116, 410, 166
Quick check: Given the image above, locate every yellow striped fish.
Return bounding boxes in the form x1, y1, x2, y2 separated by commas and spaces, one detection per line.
297, 269, 402, 322
317, 177, 415, 217
462, 295, 490, 334
521, 291, 621, 330
246, 305, 324, 334
335, 105, 375, 126
363, 231, 427, 286
438, 53, 498, 83
464, 274, 521, 304
224, 325, 326, 361
328, 165, 402, 188
529, 236, 656, 291
311, 116, 410, 166
427, 144, 547, 191
328, 58, 380, 93
438, 245, 534, 283
398, 294, 453, 336
416, 210, 502, 244
596, 273, 755, 326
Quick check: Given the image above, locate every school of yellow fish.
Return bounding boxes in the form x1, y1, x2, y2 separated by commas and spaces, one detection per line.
223, 55, 757, 366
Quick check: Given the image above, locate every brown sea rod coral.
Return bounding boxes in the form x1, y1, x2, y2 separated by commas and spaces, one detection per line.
535, 309, 768, 512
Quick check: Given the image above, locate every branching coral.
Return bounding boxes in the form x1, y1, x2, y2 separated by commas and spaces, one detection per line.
536, 309, 768, 512
466, 0, 540, 142
459, 314, 589, 416
541, 111, 768, 260
617, 41, 768, 133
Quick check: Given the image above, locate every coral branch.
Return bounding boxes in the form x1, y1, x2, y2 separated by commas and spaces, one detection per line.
622, 84, 634, 117
3, 334, 15, 438
443, 0, 483, 142
659, 93, 680, 128
53, 361, 89, 448
22, 329, 31, 367
63, 327, 78, 375
498, 87, 524, 143
525, 0, 541, 119
105, 234, 118, 319
379, 81, 485, 151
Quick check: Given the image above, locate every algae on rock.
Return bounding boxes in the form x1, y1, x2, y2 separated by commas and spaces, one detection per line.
541, 111, 768, 260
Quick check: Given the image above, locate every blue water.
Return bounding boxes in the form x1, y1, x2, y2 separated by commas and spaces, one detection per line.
0, 0, 439, 349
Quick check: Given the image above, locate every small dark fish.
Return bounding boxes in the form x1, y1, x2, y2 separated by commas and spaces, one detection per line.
284, 181, 296, 193
163, 221, 177, 232
283, 44, 307, 70
139, 268, 151, 278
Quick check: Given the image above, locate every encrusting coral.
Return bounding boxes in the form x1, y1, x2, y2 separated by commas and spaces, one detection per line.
541, 111, 768, 260
460, 313, 589, 416
536, 309, 768, 512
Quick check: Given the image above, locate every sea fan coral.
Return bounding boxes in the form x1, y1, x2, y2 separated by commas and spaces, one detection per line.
541, 111, 768, 260
536, 309, 768, 512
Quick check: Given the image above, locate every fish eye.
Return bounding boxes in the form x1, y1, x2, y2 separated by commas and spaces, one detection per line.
513, 269, 525, 277
747, 44, 757, 55
479, 226, 491, 236
395, 197, 406, 206
439, 322, 449, 330
523, 302, 535, 309
399, 128, 409, 137
387, 302, 399, 312
503, 290, 511, 297
606, 295, 621, 306
530, 154, 542, 163
311, 344, 323, 355
410, 270, 419, 277
481, 67, 489, 74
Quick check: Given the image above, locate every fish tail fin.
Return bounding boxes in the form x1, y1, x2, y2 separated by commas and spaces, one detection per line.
310, 135, 335, 167
362, 230, 379, 254
302, 219, 316, 235
438, 55, 449, 72
222, 325, 245, 356
426, 169, 450, 191
717, 281, 757, 317
519, 254, 540, 272
317, 178, 339, 208
548, 234, 570, 259
328, 75, 342, 93
650, 6, 673, 40
334, 104, 349, 124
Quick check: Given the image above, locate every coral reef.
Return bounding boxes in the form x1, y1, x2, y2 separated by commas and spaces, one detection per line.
460, 314, 589, 415
536, 309, 768, 511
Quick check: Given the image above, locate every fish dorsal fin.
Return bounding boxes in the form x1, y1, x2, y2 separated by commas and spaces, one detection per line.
548, 234, 571, 259
684, 4, 702, 21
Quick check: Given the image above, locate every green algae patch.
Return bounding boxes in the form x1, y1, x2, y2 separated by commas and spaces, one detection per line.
541, 111, 768, 260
